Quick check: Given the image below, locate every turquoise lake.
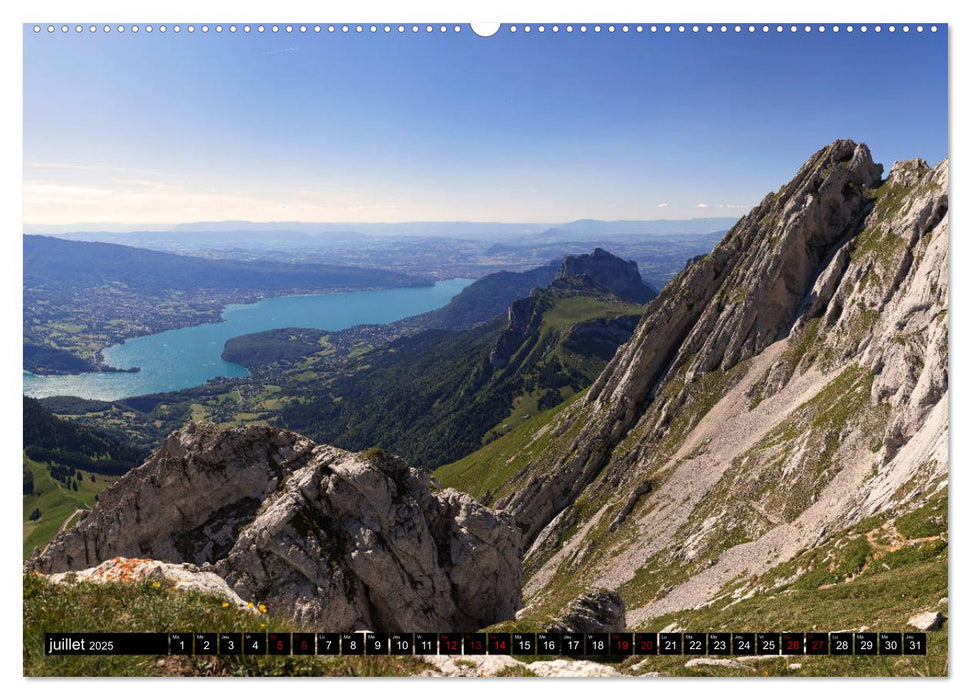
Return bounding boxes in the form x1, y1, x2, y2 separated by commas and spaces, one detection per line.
23, 278, 473, 401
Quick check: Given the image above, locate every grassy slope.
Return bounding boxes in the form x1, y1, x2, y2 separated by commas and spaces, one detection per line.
435, 393, 583, 503
540, 295, 640, 331
480, 295, 641, 442
632, 492, 949, 676
486, 492, 948, 677
23, 574, 433, 677
23, 455, 118, 559
486, 546, 946, 677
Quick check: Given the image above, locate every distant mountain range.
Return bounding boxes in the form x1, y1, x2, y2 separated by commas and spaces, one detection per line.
23, 235, 429, 294
29, 217, 739, 239
31, 221, 729, 292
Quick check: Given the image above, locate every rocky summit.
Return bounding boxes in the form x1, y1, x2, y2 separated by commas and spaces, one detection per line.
28, 422, 523, 632
555, 248, 658, 303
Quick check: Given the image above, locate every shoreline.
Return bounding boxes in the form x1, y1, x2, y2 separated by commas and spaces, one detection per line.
23, 278, 472, 401
23, 280, 440, 378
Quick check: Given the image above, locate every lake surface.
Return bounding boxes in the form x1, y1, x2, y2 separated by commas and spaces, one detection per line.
23, 279, 473, 401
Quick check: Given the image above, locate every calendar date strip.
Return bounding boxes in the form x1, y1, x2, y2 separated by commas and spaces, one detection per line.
46, 631, 927, 656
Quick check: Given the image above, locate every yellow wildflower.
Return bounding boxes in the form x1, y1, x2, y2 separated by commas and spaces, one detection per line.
151, 581, 161, 588
221, 602, 230, 608
258, 604, 267, 614
247, 601, 254, 607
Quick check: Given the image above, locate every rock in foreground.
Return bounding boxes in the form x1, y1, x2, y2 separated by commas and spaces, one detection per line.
43, 556, 251, 609
907, 611, 945, 631
27, 423, 522, 632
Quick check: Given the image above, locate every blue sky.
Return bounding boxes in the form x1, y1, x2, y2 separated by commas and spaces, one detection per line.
23, 25, 948, 226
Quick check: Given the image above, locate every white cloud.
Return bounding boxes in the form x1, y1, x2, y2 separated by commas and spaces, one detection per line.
656, 202, 669, 208
108, 177, 183, 191
22, 177, 398, 226
695, 203, 709, 208
25, 161, 179, 180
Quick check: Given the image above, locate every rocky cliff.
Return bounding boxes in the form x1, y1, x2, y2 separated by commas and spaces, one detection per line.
444, 140, 947, 627
555, 247, 658, 303
28, 422, 522, 632
489, 248, 653, 370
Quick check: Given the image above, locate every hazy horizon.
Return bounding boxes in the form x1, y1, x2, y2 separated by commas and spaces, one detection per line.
22, 215, 741, 236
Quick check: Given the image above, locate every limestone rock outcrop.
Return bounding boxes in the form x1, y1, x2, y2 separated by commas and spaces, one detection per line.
489, 294, 550, 370
497, 140, 947, 546
43, 557, 251, 609
28, 423, 522, 632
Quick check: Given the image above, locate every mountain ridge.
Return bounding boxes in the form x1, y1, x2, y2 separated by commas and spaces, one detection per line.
437, 140, 947, 628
